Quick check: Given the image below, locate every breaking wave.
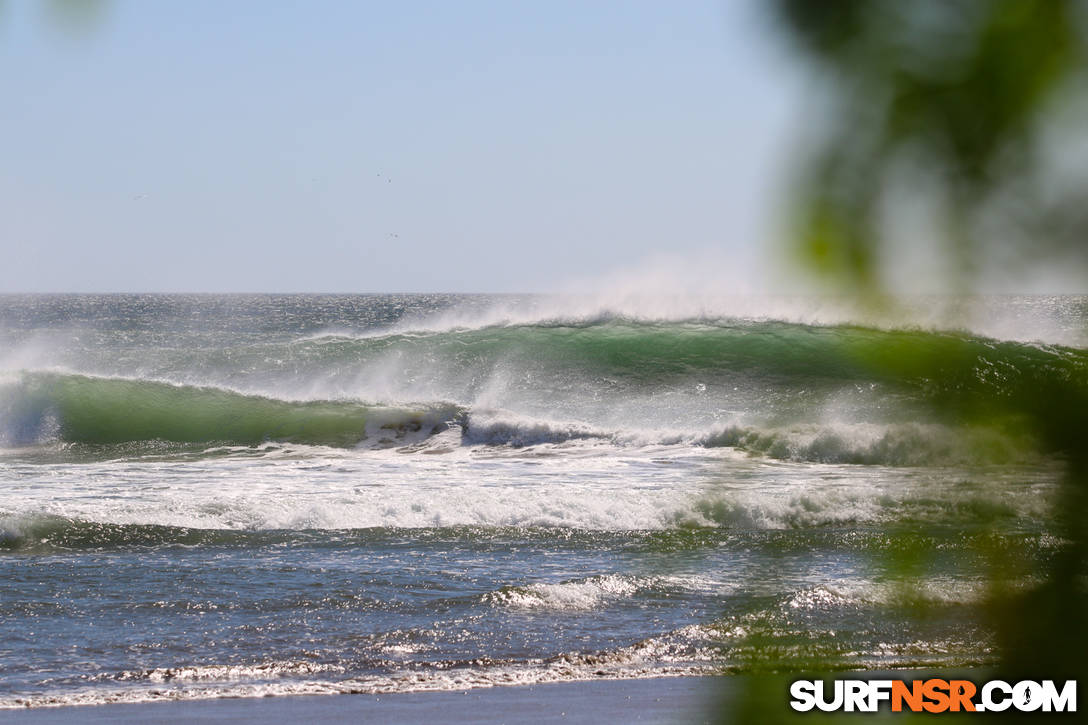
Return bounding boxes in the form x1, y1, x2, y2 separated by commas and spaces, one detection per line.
0, 372, 459, 448
1, 316, 1081, 465
0, 374, 1041, 469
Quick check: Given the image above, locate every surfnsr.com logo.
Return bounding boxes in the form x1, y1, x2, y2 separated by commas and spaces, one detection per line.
789, 679, 1076, 713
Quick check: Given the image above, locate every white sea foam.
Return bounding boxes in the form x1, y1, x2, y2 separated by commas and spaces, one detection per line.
483, 574, 720, 611
0, 446, 1056, 538
783, 579, 994, 610
0, 624, 725, 709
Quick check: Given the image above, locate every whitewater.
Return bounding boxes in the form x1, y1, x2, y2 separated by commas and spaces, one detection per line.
0, 293, 1082, 708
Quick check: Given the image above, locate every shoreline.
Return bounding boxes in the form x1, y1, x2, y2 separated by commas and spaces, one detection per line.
0, 676, 725, 724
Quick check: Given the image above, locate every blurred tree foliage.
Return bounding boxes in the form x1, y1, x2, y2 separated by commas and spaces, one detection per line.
0, 0, 110, 35
720, 1, 1088, 719
775, 0, 1087, 291
42, 0, 109, 34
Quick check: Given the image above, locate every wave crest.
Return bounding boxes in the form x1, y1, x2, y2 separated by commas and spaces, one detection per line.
0, 372, 460, 448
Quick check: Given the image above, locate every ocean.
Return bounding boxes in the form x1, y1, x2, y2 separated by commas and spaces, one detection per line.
0, 293, 1083, 708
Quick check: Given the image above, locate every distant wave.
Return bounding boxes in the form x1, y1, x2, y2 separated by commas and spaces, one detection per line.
294, 316, 1088, 395
305, 293, 1088, 348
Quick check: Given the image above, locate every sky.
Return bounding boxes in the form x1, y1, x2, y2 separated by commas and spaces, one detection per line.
0, 0, 808, 293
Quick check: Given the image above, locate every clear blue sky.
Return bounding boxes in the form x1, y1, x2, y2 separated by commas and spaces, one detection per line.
1, 0, 803, 293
